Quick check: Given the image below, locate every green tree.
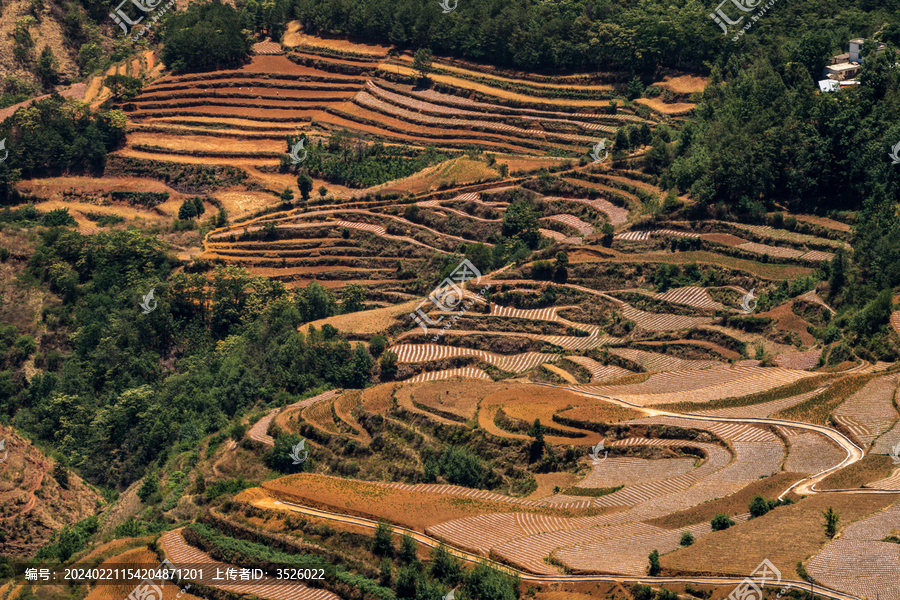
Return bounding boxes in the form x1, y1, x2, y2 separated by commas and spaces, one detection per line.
318, 185, 327, 197
178, 199, 198, 220
648, 549, 660, 576
265, 434, 305, 472
823, 506, 839, 538
501, 197, 540, 249
373, 520, 394, 557
280, 187, 294, 201
137, 471, 159, 502
36, 45, 59, 90
350, 342, 373, 387
439, 447, 483, 488
749, 495, 771, 518
342, 284, 365, 313
369, 334, 387, 358
463, 562, 519, 600
850, 289, 892, 337
395, 564, 418, 598
53, 462, 69, 489
160, 2, 251, 74
379, 350, 398, 380
711, 514, 734, 531
553, 251, 569, 283
429, 542, 461, 584
829, 248, 848, 299
464, 243, 493, 274
615, 127, 630, 151
413, 48, 434, 81
601, 222, 614, 247
399, 532, 418, 564
679, 532, 694, 546
193, 197, 206, 217
297, 172, 313, 201
298, 282, 336, 322
527, 418, 545, 462
377, 558, 392, 586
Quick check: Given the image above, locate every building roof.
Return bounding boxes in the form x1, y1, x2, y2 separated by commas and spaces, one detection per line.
818, 80, 841, 93
826, 62, 860, 72
849, 38, 866, 44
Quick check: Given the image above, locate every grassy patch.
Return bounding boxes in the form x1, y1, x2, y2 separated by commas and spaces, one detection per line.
659, 375, 834, 413
560, 485, 624, 497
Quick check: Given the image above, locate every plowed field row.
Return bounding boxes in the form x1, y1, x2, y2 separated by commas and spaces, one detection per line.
391, 344, 557, 373
544, 196, 629, 225
353, 89, 596, 146
564, 356, 633, 382
833, 376, 899, 448
544, 214, 593, 235
780, 430, 847, 475
653, 286, 724, 310
366, 81, 614, 134
577, 456, 697, 487
614, 229, 700, 241
774, 348, 822, 370
406, 367, 491, 383
620, 303, 715, 331
607, 348, 722, 372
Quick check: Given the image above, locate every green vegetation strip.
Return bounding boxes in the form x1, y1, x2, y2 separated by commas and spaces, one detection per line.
560, 485, 624, 497
658, 374, 835, 413
184, 523, 395, 599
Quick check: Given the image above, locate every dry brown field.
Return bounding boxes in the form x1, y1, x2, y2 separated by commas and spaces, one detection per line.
660, 493, 896, 579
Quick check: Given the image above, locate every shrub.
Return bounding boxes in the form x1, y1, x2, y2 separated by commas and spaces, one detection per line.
137, 472, 159, 503
823, 506, 839, 538
372, 520, 394, 557
680, 531, 694, 546
711, 514, 734, 531
439, 446, 483, 488
648, 549, 660, 576
369, 334, 388, 358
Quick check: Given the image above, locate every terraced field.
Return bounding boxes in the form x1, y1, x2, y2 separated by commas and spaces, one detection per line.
18, 29, 900, 600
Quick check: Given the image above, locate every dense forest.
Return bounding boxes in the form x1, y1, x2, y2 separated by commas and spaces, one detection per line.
2, 228, 386, 488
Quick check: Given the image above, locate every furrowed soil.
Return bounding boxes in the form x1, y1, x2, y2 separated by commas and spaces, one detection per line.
260, 474, 615, 532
